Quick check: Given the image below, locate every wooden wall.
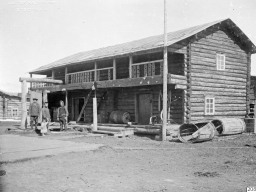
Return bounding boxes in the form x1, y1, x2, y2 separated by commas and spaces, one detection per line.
67, 85, 184, 124
250, 76, 256, 104
0, 95, 30, 120
190, 30, 248, 122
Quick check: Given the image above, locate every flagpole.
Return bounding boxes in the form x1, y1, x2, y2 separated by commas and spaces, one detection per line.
162, 0, 168, 141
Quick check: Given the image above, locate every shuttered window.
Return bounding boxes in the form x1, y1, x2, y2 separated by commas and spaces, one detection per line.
205, 97, 215, 115
216, 54, 225, 70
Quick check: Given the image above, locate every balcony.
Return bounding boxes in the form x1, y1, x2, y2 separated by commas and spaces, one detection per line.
30, 59, 186, 91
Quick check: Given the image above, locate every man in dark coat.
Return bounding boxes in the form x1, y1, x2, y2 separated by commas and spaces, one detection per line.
57, 100, 68, 131
29, 98, 41, 130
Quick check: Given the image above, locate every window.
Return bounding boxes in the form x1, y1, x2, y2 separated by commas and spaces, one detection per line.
205, 97, 215, 115
7, 108, 12, 117
12, 108, 18, 117
216, 53, 225, 70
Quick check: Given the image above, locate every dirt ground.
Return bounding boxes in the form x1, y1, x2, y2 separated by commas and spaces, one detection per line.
0, 121, 256, 192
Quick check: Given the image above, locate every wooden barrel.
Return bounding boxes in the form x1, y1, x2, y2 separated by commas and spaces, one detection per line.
109, 111, 131, 124
194, 122, 215, 142
178, 123, 198, 143
178, 122, 215, 143
211, 118, 246, 135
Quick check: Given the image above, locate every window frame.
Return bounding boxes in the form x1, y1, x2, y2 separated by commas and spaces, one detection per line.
216, 53, 225, 71
7, 107, 12, 117
12, 108, 19, 117
205, 97, 215, 115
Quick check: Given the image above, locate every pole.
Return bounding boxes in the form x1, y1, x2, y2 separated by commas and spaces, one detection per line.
93, 88, 98, 131
162, 0, 168, 141
21, 80, 27, 129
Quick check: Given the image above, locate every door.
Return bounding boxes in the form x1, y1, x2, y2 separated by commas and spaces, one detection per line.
138, 94, 152, 125
73, 98, 85, 122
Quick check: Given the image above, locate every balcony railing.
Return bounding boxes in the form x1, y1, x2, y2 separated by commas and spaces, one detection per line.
66, 67, 114, 84
131, 59, 163, 78
31, 77, 53, 88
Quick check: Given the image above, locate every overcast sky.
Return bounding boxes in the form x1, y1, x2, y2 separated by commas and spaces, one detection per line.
0, 0, 256, 92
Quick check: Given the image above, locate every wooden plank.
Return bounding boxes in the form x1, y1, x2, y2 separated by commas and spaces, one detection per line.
113, 58, 116, 80
76, 90, 92, 122
19, 77, 63, 84
20, 80, 27, 129
129, 55, 133, 78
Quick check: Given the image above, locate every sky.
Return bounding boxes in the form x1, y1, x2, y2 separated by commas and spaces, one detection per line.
0, 0, 256, 92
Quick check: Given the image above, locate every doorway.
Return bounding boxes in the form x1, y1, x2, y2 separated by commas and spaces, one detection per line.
137, 93, 152, 125
73, 97, 85, 122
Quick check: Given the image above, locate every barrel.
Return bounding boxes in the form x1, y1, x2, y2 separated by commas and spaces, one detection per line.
178, 123, 198, 143
194, 122, 215, 142
178, 122, 215, 143
211, 118, 246, 135
109, 111, 131, 124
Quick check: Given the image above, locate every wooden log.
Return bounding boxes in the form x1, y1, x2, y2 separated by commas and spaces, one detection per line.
191, 86, 246, 93
134, 127, 161, 135
191, 77, 246, 86
246, 53, 251, 116
129, 55, 133, 78
191, 68, 246, 79
19, 77, 63, 84
191, 72, 246, 82
93, 97, 98, 131
192, 81, 245, 90
98, 126, 126, 132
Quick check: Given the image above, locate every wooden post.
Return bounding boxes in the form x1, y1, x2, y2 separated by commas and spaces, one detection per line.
162, 0, 168, 141
129, 55, 133, 78
3, 96, 6, 119
246, 53, 251, 116
93, 97, 98, 131
30, 73, 32, 89
113, 58, 116, 80
52, 69, 55, 79
43, 90, 48, 103
65, 90, 68, 122
65, 67, 68, 84
21, 80, 27, 129
94, 62, 97, 81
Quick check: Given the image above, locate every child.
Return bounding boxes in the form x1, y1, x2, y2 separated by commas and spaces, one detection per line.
40, 119, 48, 136
42, 102, 51, 131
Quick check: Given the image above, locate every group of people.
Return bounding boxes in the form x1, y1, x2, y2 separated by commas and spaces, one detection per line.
29, 98, 68, 136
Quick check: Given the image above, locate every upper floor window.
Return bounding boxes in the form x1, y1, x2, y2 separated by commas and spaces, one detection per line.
216, 53, 225, 70
205, 97, 215, 115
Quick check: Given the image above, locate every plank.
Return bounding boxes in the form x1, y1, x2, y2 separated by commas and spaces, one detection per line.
76, 90, 92, 122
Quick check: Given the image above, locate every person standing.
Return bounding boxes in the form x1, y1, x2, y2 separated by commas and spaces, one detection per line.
57, 100, 68, 131
29, 98, 40, 130
42, 102, 51, 132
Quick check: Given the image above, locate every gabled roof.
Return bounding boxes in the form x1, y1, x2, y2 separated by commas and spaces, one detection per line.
30, 18, 256, 74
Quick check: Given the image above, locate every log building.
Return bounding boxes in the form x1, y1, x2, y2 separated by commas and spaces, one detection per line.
29, 19, 256, 125
0, 90, 30, 120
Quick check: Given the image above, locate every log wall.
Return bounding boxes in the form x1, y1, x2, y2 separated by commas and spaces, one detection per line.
0, 95, 30, 120
67, 85, 184, 124
190, 30, 248, 122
